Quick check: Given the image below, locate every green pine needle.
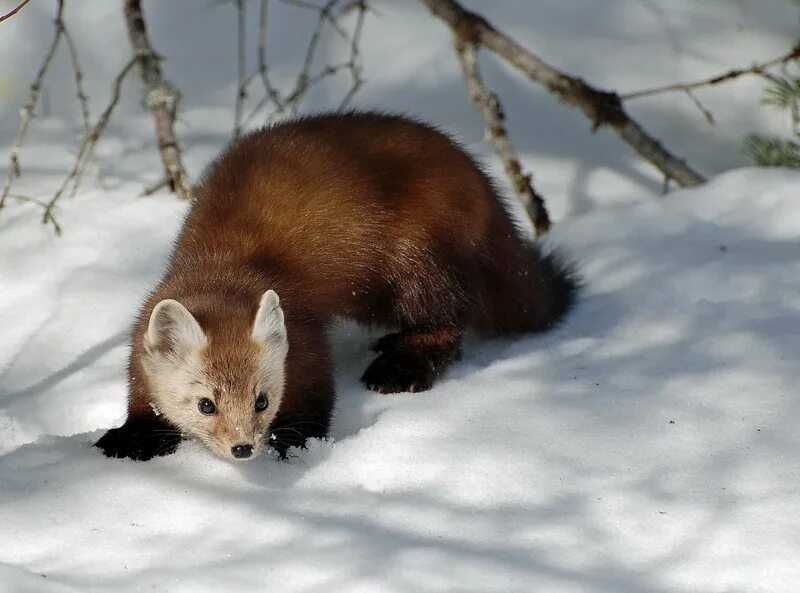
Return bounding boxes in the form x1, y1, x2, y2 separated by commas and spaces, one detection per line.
743, 134, 800, 168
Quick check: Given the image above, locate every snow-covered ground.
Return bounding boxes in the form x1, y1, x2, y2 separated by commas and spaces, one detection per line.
2, 168, 799, 593
1, 1, 799, 592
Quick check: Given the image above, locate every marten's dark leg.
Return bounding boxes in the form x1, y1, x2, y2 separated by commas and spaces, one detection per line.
359, 241, 475, 394
361, 326, 464, 394
95, 410, 183, 461
268, 384, 333, 459
269, 329, 335, 458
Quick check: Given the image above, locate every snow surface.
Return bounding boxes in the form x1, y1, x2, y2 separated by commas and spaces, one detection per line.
1, 1, 800, 592
2, 168, 799, 592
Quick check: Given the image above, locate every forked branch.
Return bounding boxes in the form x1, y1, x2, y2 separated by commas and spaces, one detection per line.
622, 43, 800, 101
0, 0, 66, 210
237, 0, 369, 131
456, 41, 550, 235
420, 0, 706, 188
42, 59, 138, 233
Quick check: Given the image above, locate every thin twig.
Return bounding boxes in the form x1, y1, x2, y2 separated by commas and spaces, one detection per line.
285, 0, 337, 115
61, 26, 90, 135
140, 176, 170, 197
0, 0, 65, 210
240, 0, 370, 129
233, 0, 247, 138
5, 193, 48, 208
255, 0, 285, 111
42, 59, 138, 233
622, 42, 800, 100
0, 0, 32, 23
420, 0, 706, 188
61, 23, 98, 198
339, 0, 367, 109
685, 88, 714, 126
456, 41, 550, 234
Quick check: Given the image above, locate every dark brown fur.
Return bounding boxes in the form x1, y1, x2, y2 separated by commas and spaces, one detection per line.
96, 112, 577, 461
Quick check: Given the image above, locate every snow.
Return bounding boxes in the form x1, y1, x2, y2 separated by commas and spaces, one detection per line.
2, 1, 800, 591
2, 168, 799, 592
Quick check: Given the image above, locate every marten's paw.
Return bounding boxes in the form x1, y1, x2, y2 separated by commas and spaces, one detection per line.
370, 332, 400, 353
95, 420, 182, 461
361, 351, 439, 394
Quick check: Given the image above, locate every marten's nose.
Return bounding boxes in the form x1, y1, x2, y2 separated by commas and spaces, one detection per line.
231, 444, 253, 459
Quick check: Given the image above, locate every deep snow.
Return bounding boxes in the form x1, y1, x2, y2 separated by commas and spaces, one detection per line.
1, 168, 799, 593
1, 1, 800, 592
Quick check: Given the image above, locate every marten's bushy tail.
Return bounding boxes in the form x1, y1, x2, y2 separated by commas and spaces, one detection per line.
532, 247, 580, 329
474, 235, 580, 336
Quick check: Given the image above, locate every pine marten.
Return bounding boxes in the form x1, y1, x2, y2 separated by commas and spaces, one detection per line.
95, 112, 577, 462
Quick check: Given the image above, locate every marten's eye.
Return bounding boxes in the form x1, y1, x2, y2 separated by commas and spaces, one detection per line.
255, 392, 269, 412
198, 398, 217, 415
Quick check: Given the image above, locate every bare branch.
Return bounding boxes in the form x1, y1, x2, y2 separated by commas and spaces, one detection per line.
456, 41, 550, 235
62, 26, 90, 134
685, 88, 714, 126
419, 0, 706, 188
42, 59, 138, 233
240, 0, 370, 129
61, 24, 99, 198
338, 0, 367, 109
284, 0, 338, 115
124, 0, 191, 200
140, 176, 170, 197
233, 0, 247, 138
622, 43, 800, 100
0, 0, 65, 210
255, 0, 285, 111
5, 193, 49, 208
0, 0, 32, 24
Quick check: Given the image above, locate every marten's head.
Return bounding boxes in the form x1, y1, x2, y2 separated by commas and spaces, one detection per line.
140, 290, 288, 461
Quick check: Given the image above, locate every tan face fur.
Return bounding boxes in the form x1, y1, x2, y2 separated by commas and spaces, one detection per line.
141, 290, 289, 461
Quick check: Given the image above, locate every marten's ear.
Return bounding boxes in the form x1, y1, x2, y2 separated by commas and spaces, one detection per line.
144, 299, 207, 356
252, 290, 287, 345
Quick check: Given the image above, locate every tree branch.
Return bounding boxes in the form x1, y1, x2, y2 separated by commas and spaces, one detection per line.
0, 0, 32, 24
0, 0, 65, 211
42, 58, 138, 233
419, 0, 706, 188
124, 0, 191, 200
233, 0, 247, 138
456, 41, 550, 234
240, 0, 370, 129
622, 42, 800, 100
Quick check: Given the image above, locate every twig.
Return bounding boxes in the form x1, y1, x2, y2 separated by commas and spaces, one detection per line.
456, 41, 550, 235
233, 0, 247, 138
0, 0, 32, 23
255, 0, 285, 111
622, 43, 800, 100
124, 0, 191, 200
622, 42, 800, 125
240, 0, 370, 129
140, 176, 170, 197
0, 0, 65, 210
61, 24, 98, 197
5, 193, 48, 208
62, 26, 90, 135
420, 0, 706, 188
685, 88, 714, 126
284, 0, 337, 116
42, 59, 137, 233
338, 0, 367, 109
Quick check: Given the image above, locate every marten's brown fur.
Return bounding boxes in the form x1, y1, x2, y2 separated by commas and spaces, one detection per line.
96, 112, 577, 462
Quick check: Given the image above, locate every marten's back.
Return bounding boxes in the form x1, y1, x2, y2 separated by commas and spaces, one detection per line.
168, 112, 514, 319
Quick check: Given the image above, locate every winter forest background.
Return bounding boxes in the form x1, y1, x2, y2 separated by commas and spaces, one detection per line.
1, 1, 799, 592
